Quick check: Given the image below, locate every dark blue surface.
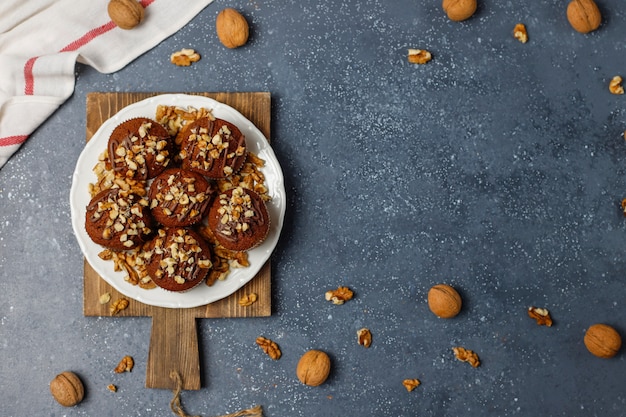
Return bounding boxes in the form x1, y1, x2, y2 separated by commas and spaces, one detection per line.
1, 1, 625, 415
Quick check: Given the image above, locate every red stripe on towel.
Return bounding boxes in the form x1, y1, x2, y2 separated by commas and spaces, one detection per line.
60, 21, 117, 52
0, 135, 29, 147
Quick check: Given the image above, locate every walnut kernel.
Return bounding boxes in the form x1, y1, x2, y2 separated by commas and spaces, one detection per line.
528, 306, 553, 327
402, 378, 421, 392
171, 49, 201, 67
609, 76, 624, 95
452, 346, 480, 367
325, 286, 354, 305
114, 355, 134, 373
357, 328, 372, 348
109, 298, 129, 315
407, 49, 432, 64
256, 336, 282, 360
239, 293, 258, 307
513, 23, 528, 43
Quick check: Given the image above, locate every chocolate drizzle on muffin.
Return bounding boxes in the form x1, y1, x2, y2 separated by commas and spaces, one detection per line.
179, 117, 247, 179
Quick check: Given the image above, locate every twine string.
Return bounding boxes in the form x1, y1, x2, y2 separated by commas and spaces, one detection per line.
169, 371, 264, 417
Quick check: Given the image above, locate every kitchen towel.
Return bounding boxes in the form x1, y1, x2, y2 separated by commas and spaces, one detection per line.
0, 0, 214, 169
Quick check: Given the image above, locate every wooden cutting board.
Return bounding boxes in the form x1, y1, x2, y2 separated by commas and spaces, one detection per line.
83, 92, 272, 390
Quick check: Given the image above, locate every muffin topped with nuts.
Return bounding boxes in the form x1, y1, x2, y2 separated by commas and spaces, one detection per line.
178, 116, 247, 179
85, 187, 154, 251
144, 228, 213, 292
148, 168, 215, 227
207, 186, 270, 251
107, 117, 173, 180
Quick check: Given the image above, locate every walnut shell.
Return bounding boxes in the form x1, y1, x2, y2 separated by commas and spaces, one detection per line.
584, 324, 622, 358
428, 284, 462, 319
215, 8, 249, 49
108, 0, 145, 30
296, 350, 331, 386
50, 371, 85, 407
442, 0, 477, 22
566, 0, 601, 34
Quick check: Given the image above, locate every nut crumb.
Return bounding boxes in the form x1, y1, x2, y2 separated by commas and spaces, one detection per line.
325, 286, 354, 305
256, 336, 281, 360
357, 328, 372, 348
527, 306, 553, 327
114, 355, 134, 373
407, 48, 432, 64
238, 293, 258, 307
171, 48, 201, 66
402, 378, 421, 392
99, 292, 111, 305
109, 298, 129, 315
513, 23, 528, 43
609, 76, 624, 95
107, 384, 117, 392
452, 346, 480, 368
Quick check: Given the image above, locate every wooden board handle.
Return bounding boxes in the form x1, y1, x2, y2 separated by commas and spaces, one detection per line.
146, 308, 201, 390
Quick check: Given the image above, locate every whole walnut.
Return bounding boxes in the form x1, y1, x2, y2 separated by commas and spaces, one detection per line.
428, 284, 462, 318
584, 324, 622, 358
215, 8, 249, 49
566, 0, 602, 33
442, 0, 477, 22
108, 0, 145, 30
296, 350, 331, 386
50, 371, 85, 407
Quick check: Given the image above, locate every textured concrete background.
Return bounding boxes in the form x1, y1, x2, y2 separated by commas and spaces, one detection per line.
1, 1, 626, 416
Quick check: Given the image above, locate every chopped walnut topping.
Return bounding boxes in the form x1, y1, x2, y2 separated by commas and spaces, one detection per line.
325, 286, 354, 305
114, 355, 134, 373
256, 336, 281, 360
452, 347, 480, 368
402, 378, 421, 392
109, 121, 171, 179
357, 328, 372, 348
407, 48, 432, 64
238, 293, 258, 306
513, 23, 528, 43
216, 187, 259, 237
527, 306, 553, 327
609, 76, 624, 95
170, 48, 201, 66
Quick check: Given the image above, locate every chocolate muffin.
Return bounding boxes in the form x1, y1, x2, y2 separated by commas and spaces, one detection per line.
144, 228, 213, 292
148, 168, 215, 227
207, 186, 270, 251
107, 117, 173, 180
178, 117, 247, 179
85, 187, 154, 251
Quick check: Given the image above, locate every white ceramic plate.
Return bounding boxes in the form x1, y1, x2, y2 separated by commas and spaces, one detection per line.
70, 94, 285, 308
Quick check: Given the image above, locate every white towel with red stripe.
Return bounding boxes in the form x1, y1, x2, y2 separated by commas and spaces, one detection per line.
0, 0, 214, 169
